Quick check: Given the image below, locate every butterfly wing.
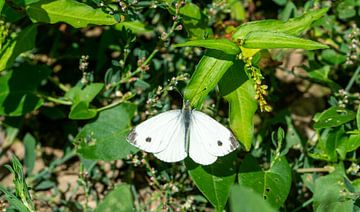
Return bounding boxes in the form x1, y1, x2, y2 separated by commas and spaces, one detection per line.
127, 110, 187, 162
189, 111, 239, 165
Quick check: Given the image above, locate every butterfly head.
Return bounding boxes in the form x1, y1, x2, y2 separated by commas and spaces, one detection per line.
184, 100, 191, 112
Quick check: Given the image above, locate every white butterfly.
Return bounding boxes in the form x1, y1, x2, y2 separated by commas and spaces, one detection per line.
127, 102, 239, 165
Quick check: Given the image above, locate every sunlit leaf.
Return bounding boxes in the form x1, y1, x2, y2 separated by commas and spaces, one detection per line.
242, 31, 328, 50
26, 0, 117, 28
95, 184, 134, 212
76, 103, 138, 161
174, 39, 240, 55
184, 50, 235, 109
186, 153, 237, 211
0, 25, 37, 71
238, 155, 291, 209
219, 61, 257, 151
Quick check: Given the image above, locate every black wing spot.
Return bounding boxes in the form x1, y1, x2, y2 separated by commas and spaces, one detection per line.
145, 137, 152, 142
217, 140, 223, 146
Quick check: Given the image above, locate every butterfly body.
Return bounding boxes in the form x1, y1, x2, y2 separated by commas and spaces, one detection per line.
127, 103, 239, 165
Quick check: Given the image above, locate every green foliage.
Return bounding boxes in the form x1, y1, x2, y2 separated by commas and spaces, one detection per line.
1, 156, 35, 212
239, 155, 292, 209
186, 153, 237, 211
95, 184, 134, 212
0, 25, 37, 71
230, 185, 277, 212
242, 31, 328, 50
0, 64, 51, 116
26, 0, 117, 28
0, 0, 359, 211
76, 103, 138, 161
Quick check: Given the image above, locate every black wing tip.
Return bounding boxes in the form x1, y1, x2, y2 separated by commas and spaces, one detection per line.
127, 128, 137, 145
229, 135, 239, 151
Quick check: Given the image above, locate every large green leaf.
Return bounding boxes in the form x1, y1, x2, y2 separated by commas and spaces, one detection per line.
313, 164, 355, 212
76, 103, 139, 161
174, 39, 240, 55
186, 153, 237, 212
219, 61, 257, 151
313, 106, 356, 129
26, 0, 117, 28
232, 8, 329, 40
0, 25, 37, 71
184, 50, 235, 109
230, 184, 277, 212
0, 64, 51, 116
242, 31, 328, 50
238, 155, 292, 209
95, 184, 134, 212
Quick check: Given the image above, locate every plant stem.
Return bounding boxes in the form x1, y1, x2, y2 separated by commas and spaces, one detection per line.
296, 167, 332, 173
96, 92, 135, 112
109, 49, 159, 88
48, 77, 69, 92
43, 95, 72, 105
345, 66, 360, 92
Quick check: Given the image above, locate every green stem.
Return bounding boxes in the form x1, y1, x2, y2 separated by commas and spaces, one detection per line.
345, 66, 360, 92
48, 77, 69, 92
43, 95, 72, 105
110, 49, 159, 88
96, 92, 135, 112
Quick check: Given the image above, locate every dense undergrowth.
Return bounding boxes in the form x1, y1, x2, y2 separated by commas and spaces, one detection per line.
0, 0, 360, 211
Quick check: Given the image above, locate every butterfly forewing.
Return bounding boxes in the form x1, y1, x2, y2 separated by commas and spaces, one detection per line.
127, 110, 184, 154
189, 111, 239, 160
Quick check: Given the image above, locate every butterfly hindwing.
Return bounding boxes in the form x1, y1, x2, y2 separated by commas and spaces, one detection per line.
189, 111, 239, 165
127, 110, 187, 162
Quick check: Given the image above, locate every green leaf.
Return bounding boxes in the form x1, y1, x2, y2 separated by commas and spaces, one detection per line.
336, 134, 360, 158
0, 1, 5, 13
357, 104, 360, 129
232, 8, 329, 40
230, 184, 277, 212
313, 166, 355, 212
242, 31, 328, 50
0, 64, 51, 116
0, 25, 37, 71
321, 49, 347, 65
309, 128, 342, 162
306, 65, 341, 90
23, 133, 36, 175
336, 0, 356, 20
26, 0, 117, 28
174, 39, 240, 55
219, 61, 257, 151
177, 3, 213, 39
95, 184, 134, 212
238, 155, 292, 209
229, 0, 245, 21
69, 101, 98, 120
186, 153, 237, 211
76, 103, 139, 161
114, 21, 152, 34
0, 186, 30, 212
313, 107, 356, 129
68, 83, 104, 120
184, 50, 235, 109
